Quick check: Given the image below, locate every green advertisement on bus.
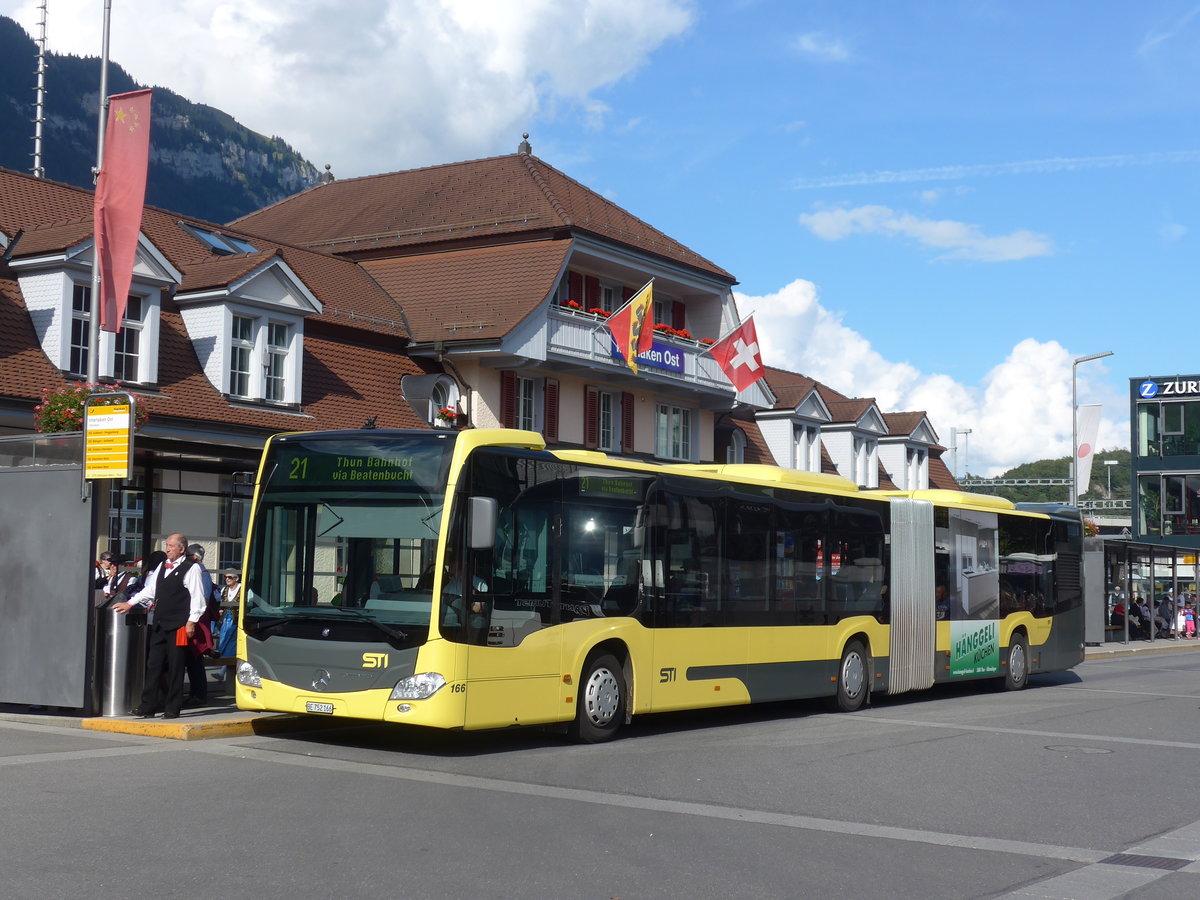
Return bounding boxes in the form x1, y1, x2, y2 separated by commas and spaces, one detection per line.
950, 620, 1000, 676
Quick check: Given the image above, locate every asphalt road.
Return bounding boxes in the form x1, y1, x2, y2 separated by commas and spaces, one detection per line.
3, 651, 1200, 900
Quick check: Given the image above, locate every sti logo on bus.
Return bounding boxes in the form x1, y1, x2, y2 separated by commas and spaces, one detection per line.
362, 652, 389, 669
659, 667, 677, 683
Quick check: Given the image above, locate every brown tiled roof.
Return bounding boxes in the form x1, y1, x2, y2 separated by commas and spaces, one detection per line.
877, 462, 898, 491
883, 411, 927, 437
0, 168, 408, 338
764, 366, 856, 412
179, 251, 279, 293
231, 154, 733, 281
9, 219, 96, 256
820, 445, 839, 476
739, 421, 775, 465
360, 240, 571, 343
825, 397, 877, 424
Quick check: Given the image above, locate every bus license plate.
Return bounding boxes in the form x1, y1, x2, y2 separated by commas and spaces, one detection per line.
306, 701, 335, 715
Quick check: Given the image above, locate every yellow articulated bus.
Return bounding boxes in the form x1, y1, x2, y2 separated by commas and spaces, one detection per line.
235, 428, 1084, 742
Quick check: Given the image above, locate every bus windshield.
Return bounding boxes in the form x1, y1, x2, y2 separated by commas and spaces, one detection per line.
245, 433, 456, 635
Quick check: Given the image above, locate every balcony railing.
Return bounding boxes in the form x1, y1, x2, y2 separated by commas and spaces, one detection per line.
547, 307, 731, 393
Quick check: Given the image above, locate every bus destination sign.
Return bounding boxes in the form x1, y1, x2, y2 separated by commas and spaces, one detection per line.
269, 437, 453, 490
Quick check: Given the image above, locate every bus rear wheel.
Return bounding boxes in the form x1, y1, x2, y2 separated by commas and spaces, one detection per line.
833, 640, 868, 712
570, 653, 625, 743
1003, 633, 1029, 691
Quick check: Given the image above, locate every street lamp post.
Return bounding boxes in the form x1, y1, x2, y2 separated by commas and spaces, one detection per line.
1072, 351, 1114, 504
1105, 459, 1119, 498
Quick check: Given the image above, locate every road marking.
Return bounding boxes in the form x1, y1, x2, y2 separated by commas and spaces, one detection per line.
0, 743, 177, 767
836, 713, 1200, 751
1060, 686, 1200, 699
1001, 820, 1200, 898
195, 741, 1108, 864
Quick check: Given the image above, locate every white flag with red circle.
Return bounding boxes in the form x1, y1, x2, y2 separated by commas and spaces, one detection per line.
709, 316, 765, 392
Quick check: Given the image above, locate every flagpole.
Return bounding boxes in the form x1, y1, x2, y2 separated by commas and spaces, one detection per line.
87, 0, 113, 385
696, 314, 745, 357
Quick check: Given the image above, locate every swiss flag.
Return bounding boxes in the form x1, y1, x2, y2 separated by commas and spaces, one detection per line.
709, 317, 765, 392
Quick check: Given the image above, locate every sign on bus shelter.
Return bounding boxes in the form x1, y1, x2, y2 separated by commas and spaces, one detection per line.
83, 392, 135, 480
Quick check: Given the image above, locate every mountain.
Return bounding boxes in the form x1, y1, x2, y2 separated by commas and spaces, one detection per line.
0, 15, 319, 224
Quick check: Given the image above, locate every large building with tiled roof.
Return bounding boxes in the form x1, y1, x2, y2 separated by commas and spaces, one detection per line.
234, 141, 772, 462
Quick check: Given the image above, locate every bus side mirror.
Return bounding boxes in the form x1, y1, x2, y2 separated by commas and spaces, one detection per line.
468, 497, 498, 549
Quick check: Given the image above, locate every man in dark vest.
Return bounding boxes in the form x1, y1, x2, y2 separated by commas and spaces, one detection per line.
114, 533, 209, 718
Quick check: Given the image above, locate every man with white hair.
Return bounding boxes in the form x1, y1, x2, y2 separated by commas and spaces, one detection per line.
115, 533, 208, 719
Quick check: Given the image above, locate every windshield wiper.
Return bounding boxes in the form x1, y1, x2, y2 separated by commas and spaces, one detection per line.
244, 609, 407, 644
317, 502, 345, 538
325, 605, 409, 643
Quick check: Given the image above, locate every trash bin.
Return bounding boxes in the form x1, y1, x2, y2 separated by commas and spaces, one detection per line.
99, 606, 147, 717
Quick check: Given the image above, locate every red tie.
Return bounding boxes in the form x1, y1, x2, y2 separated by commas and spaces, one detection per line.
164, 563, 174, 571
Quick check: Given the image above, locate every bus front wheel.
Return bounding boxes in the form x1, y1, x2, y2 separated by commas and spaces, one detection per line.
1003, 634, 1029, 691
570, 653, 625, 743
833, 640, 869, 712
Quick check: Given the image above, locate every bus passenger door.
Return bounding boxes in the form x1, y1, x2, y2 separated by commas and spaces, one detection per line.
464, 493, 564, 728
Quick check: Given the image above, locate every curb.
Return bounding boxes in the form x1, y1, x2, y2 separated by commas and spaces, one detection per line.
80, 712, 307, 740
1085, 641, 1200, 661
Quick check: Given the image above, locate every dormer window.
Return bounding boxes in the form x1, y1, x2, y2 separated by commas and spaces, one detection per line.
222, 309, 301, 404
66, 283, 159, 383
69, 284, 91, 376
113, 296, 144, 382
175, 254, 319, 407
181, 224, 256, 256
230, 315, 255, 397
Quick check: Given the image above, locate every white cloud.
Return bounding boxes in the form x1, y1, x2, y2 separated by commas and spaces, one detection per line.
4, 0, 694, 176
791, 31, 850, 62
736, 279, 1127, 476
798, 204, 1055, 262
791, 151, 1200, 190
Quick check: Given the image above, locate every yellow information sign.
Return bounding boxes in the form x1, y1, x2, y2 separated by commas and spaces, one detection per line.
84, 400, 133, 480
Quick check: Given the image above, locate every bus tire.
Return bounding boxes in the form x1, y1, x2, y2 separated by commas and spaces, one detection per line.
1003, 633, 1029, 691
833, 640, 868, 712
570, 653, 625, 743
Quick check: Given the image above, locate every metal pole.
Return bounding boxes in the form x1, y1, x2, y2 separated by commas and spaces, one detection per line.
87, 0, 113, 385
32, 0, 48, 178
1071, 351, 1114, 505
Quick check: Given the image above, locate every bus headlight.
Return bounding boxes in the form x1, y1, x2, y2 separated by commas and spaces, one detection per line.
389, 672, 446, 700
236, 660, 262, 688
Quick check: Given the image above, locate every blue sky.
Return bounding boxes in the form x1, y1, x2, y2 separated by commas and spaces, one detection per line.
7, 0, 1199, 475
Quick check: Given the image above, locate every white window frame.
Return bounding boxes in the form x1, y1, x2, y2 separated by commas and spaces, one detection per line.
224, 307, 304, 404
598, 390, 615, 451
429, 377, 460, 427
726, 428, 746, 464
69, 283, 91, 376
515, 375, 537, 431
265, 321, 290, 403
794, 424, 821, 472
112, 295, 144, 384
851, 435, 879, 488
66, 282, 161, 384
655, 403, 693, 462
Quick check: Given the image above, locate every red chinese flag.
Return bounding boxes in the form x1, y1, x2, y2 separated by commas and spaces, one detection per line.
709, 317, 765, 392
94, 89, 152, 333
